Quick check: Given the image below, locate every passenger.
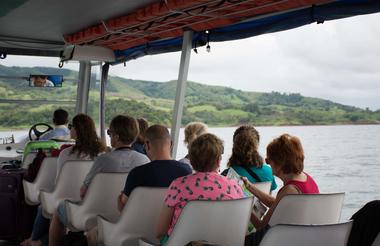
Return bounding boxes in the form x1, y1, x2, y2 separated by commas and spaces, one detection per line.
39, 109, 70, 141
21, 114, 105, 246
55, 114, 106, 180
222, 125, 277, 191
48, 115, 150, 246
156, 133, 244, 245
86, 124, 192, 246
31, 75, 54, 87
178, 122, 208, 166
132, 118, 149, 154
243, 134, 319, 246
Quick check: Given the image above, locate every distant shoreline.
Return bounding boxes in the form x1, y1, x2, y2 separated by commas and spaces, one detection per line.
1, 122, 379, 132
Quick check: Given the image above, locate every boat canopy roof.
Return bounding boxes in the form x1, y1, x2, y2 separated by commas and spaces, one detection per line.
1, 0, 380, 63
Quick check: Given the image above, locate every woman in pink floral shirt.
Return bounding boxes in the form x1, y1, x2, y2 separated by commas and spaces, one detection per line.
156, 133, 244, 244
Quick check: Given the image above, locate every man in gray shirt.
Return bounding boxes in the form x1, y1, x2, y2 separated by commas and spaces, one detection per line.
49, 115, 149, 246
80, 115, 150, 198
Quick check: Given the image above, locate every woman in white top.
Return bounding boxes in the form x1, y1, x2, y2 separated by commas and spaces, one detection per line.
55, 113, 106, 180
178, 122, 208, 166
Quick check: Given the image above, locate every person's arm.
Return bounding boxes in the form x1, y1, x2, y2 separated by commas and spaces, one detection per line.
250, 184, 300, 229
118, 167, 139, 212
156, 205, 175, 240
242, 177, 276, 207
117, 193, 128, 212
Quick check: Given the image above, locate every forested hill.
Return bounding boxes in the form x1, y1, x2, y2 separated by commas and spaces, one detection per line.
0, 64, 379, 129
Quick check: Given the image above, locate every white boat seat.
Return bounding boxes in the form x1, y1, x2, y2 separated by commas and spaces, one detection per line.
64, 172, 128, 232
39, 160, 94, 218
260, 221, 353, 246
97, 187, 167, 246
139, 197, 254, 246
269, 192, 345, 226
23, 157, 58, 205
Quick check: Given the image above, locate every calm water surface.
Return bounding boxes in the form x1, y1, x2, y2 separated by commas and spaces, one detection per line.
4, 125, 380, 220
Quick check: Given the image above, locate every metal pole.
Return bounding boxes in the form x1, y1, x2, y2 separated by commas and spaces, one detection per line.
75, 61, 91, 114
99, 63, 109, 142
171, 30, 193, 158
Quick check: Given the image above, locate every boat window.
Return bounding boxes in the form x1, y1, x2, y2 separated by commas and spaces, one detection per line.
0, 55, 78, 132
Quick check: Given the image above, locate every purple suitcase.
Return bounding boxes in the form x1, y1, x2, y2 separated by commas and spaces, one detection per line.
0, 168, 37, 242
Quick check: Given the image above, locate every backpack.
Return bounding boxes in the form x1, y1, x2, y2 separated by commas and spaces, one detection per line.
23, 149, 47, 182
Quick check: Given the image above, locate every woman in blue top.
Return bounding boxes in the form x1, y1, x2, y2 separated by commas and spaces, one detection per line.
222, 125, 277, 191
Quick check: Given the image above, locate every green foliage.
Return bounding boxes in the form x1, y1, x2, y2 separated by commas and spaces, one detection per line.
0, 65, 379, 129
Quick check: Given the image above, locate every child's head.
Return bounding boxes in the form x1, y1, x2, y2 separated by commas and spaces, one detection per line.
189, 133, 224, 172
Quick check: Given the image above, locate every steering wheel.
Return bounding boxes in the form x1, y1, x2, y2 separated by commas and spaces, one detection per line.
28, 123, 54, 141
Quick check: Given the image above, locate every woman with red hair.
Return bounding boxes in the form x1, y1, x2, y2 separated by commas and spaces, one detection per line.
244, 133, 319, 246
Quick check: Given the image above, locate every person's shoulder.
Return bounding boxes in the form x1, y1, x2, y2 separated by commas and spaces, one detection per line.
59, 145, 74, 155
261, 163, 272, 170
129, 149, 150, 161
127, 161, 153, 179
260, 163, 274, 175
171, 172, 194, 186
93, 151, 113, 164
169, 160, 192, 173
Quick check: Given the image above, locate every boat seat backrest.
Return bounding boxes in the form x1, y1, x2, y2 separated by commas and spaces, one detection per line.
269, 193, 345, 226
97, 187, 167, 246
23, 157, 58, 205
22, 152, 37, 168
65, 172, 128, 232
165, 197, 254, 246
39, 160, 94, 218
260, 221, 353, 246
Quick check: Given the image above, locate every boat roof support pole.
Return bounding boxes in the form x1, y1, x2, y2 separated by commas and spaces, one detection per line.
171, 30, 193, 158
75, 61, 91, 114
99, 63, 109, 142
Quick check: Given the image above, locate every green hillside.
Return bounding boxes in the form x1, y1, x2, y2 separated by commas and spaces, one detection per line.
0, 65, 379, 129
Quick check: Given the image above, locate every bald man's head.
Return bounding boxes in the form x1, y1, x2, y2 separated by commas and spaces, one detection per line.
145, 125, 171, 143
144, 125, 172, 160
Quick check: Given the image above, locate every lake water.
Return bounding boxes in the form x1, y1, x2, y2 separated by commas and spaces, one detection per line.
3, 125, 380, 221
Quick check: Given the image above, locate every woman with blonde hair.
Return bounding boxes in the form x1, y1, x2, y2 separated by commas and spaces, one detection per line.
178, 122, 208, 165
243, 134, 319, 246
222, 125, 276, 191
132, 118, 149, 154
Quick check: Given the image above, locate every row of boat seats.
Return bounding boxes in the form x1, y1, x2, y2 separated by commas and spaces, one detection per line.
96, 187, 264, 246
138, 193, 346, 246
21, 156, 349, 246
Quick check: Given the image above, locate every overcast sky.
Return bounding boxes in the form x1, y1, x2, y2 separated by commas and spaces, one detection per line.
2, 13, 380, 110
